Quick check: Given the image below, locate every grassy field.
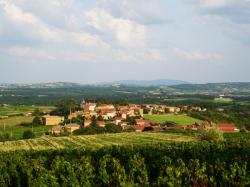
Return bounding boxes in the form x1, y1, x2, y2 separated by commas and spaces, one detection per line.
213, 97, 233, 103
0, 116, 33, 126
144, 114, 202, 126
0, 132, 196, 152
0, 105, 55, 117
0, 116, 51, 139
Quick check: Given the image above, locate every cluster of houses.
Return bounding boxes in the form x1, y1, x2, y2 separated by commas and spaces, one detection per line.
41, 101, 240, 135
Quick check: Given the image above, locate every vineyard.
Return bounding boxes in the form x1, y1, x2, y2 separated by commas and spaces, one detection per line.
0, 132, 196, 152
0, 140, 249, 186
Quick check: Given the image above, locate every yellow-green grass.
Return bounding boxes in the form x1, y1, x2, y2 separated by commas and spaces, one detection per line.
144, 114, 202, 126
214, 98, 233, 103
0, 116, 33, 126
0, 116, 51, 139
0, 105, 55, 117
0, 132, 196, 152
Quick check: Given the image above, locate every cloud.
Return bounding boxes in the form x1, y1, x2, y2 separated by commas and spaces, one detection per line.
96, 0, 171, 25
191, 0, 250, 24
0, 0, 111, 48
0, 0, 62, 42
173, 48, 223, 62
7, 46, 55, 61
0, 0, 164, 64
188, 0, 250, 45
85, 8, 146, 48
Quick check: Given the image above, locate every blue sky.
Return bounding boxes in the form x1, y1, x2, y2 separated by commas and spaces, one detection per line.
0, 0, 249, 84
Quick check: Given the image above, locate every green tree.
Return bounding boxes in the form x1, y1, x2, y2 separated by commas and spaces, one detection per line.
50, 99, 79, 117
33, 108, 42, 117
23, 130, 35, 139
32, 116, 43, 126
99, 155, 128, 186
52, 159, 79, 187
75, 157, 95, 187
198, 128, 224, 142
105, 124, 122, 133
128, 154, 149, 186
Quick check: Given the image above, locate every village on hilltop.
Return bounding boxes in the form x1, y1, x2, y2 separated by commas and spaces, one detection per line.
40, 99, 239, 135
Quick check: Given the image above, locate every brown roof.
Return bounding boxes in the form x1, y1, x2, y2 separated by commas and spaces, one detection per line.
96, 121, 105, 127
217, 123, 236, 128
217, 123, 239, 132
52, 125, 63, 131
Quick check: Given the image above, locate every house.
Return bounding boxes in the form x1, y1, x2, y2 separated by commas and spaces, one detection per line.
101, 109, 116, 120
42, 115, 64, 126
120, 122, 128, 128
68, 111, 83, 119
97, 104, 115, 111
165, 106, 181, 113
114, 117, 123, 125
217, 123, 240, 133
190, 106, 202, 112
133, 125, 146, 132
24, 112, 33, 117
65, 124, 80, 133
134, 108, 144, 116
84, 103, 97, 112
133, 125, 154, 132
135, 118, 151, 126
51, 125, 64, 135
84, 119, 92, 127
96, 121, 106, 127
121, 113, 128, 119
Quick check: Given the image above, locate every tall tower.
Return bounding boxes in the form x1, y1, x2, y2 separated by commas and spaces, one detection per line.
81, 99, 86, 109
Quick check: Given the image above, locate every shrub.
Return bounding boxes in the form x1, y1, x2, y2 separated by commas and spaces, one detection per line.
22, 130, 35, 139
0, 132, 11, 141
123, 127, 136, 132
98, 155, 128, 186
198, 128, 224, 142
18, 122, 32, 127
32, 116, 43, 126
105, 124, 122, 133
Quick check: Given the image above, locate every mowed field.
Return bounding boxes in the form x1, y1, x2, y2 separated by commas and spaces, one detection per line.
213, 98, 233, 103
0, 132, 196, 152
144, 114, 201, 126
0, 116, 51, 139
0, 105, 55, 117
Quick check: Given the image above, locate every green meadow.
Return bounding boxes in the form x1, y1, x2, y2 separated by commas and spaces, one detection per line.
0, 116, 51, 139
213, 97, 233, 103
0, 105, 55, 117
144, 114, 202, 126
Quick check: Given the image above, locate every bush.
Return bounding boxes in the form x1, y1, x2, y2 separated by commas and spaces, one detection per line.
32, 116, 43, 126
73, 125, 106, 135
198, 128, 224, 142
105, 124, 122, 133
123, 127, 136, 132
23, 130, 35, 139
18, 122, 32, 127
0, 132, 11, 141
98, 155, 127, 186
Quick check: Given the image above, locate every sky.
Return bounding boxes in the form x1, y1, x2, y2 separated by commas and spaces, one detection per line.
0, 0, 250, 84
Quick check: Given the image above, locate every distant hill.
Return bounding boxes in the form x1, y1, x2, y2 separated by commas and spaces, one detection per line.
0, 82, 81, 88
170, 82, 250, 95
1, 81, 250, 96
100, 79, 190, 86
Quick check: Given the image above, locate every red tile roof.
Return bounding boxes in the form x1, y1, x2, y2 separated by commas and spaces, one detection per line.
217, 123, 239, 132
